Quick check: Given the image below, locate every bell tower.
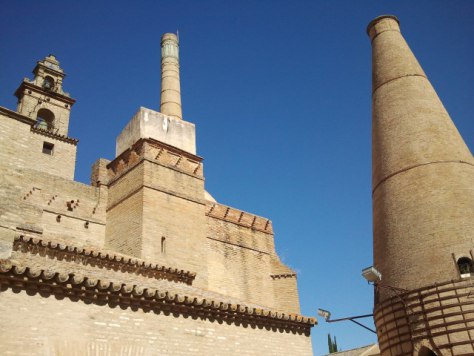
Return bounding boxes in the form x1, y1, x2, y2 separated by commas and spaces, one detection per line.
14, 55, 75, 136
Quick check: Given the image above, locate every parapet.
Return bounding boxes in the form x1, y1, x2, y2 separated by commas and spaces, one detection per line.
206, 202, 273, 235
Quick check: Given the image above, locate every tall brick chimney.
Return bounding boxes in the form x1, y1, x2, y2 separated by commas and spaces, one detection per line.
160, 33, 182, 120
368, 15, 474, 298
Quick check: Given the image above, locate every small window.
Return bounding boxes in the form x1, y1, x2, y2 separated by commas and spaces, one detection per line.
42, 142, 54, 155
457, 257, 473, 278
161, 236, 166, 254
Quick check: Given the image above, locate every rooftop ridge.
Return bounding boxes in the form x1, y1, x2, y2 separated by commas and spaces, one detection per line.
206, 202, 273, 235
0, 260, 316, 334
13, 235, 196, 285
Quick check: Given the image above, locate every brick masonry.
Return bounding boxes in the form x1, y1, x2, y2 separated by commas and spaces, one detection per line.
0, 54, 314, 355
368, 16, 474, 355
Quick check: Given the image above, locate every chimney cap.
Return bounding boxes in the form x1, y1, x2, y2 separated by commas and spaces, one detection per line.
367, 15, 400, 36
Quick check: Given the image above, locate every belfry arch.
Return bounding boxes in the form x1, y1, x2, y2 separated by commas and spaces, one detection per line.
36, 108, 55, 131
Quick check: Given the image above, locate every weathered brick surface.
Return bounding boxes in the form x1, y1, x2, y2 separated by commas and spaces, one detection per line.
206, 210, 300, 313
0, 54, 312, 355
0, 108, 77, 180
369, 16, 474, 355
0, 289, 313, 356
374, 278, 474, 356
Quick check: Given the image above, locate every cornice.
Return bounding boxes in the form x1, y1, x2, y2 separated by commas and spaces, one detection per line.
13, 235, 196, 285
206, 202, 274, 235
271, 273, 297, 280
31, 126, 79, 145
15, 81, 76, 105
0, 260, 316, 334
0, 106, 36, 125
107, 138, 204, 185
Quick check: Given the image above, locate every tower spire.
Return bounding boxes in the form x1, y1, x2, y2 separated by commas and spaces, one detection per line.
160, 33, 182, 120
368, 16, 474, 296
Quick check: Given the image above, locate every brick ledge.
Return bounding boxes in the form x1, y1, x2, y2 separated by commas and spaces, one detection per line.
0, 260, 316, 334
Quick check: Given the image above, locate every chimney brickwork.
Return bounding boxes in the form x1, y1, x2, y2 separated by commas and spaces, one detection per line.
369, 15, 474, 356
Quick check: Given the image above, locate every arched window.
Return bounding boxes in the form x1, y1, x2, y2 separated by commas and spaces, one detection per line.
42, 76, 55, 91
457, 257, 473, 277
419, 346, 437, 356
35, 108, 55, 131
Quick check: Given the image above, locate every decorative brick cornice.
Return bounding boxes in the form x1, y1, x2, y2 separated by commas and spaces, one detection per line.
107, 138, 203, 184
13, 235, 196, 285
14, 81, 76, 105
206, 203, 273, 235
271, 273, 297, 280
0, 261, 316, 334
31, 126, 79, 145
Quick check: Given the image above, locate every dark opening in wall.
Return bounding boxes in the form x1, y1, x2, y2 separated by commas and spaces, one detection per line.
161, 236, 166, 254
419, 346, 437, 356
457, 256, 473, 277
36, 108, 55, 131
43, 76, 55, 91
42, 142, 54, 155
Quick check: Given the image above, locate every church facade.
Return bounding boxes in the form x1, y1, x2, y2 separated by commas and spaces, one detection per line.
0, 34, 314, 355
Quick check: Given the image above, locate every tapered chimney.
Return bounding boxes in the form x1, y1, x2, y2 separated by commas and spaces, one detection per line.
368, 16, 474, 298
160, 33, 182, 120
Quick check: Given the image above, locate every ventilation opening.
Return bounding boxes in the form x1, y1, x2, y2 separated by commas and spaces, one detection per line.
42, 142, 54, 155
457, 257, 473, 278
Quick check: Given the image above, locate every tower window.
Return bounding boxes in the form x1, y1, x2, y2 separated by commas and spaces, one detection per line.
161, 236, 166, 254
35, 108, 55, 131
42, 142, 54, 155
43, 76, 55, 91
457, 257, 473, 277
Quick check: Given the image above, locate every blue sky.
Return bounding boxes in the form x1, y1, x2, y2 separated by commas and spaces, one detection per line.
1, 1, 473, 354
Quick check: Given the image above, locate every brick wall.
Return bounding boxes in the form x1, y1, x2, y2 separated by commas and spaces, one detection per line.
0, 289, 313, 356
0, 109, 77, 180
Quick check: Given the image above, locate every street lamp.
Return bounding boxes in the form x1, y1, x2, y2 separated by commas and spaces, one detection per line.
317, 308, 376, 334
362, 266, 382, 283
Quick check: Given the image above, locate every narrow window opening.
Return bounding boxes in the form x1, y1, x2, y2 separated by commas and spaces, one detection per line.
42, 142, 54, 155
457, 257, 473, 278
161, 236, 166, 254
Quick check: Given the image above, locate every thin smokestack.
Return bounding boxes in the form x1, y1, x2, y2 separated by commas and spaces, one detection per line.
160, 33, 182, 120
